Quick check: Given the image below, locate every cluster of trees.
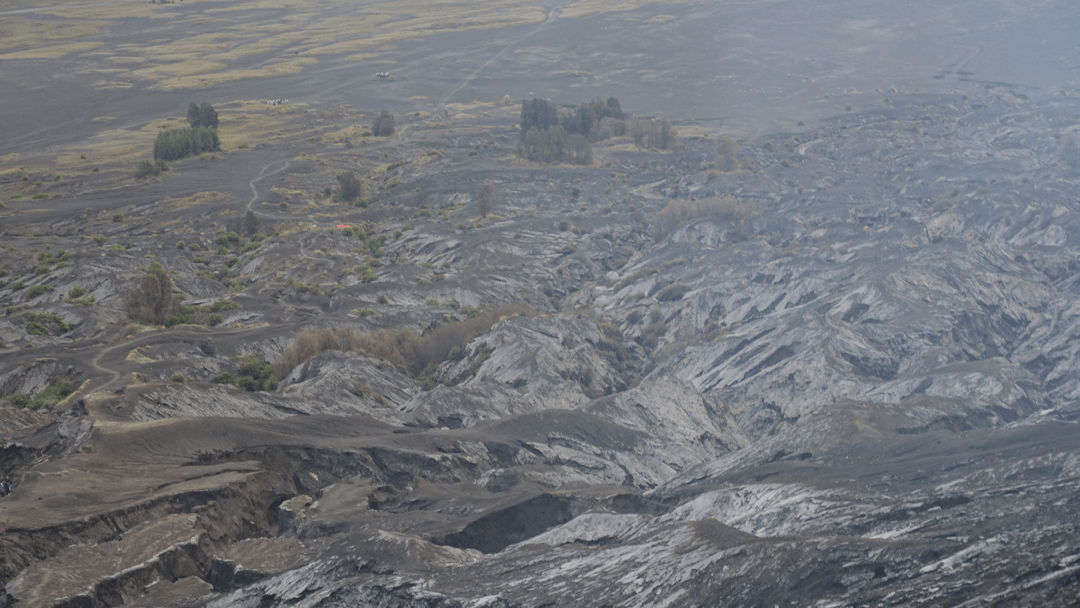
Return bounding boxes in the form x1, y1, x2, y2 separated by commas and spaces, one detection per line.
517, 97, 627, 164
153, 126, 220, 162
631, 117, 678, 150
372, 110, 395, 136
187, 102, 219, 129
520, 97, 624, 140
520, 125, 592, 164
137, 102, 221, 174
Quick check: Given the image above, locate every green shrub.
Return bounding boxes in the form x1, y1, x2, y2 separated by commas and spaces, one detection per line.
26, 312, 70, 336
209, 299, 238, 312
27, 376, 75, 408
25, 284, 52, 299
69, 286, 88, 299
135, 159, 167, 178
112, 213, 124, 222
10, 394, 30, 407
213, 371, 236, 385
372, 110, 395, 137
215, 231, 240, 247
655, 284, 691, 302
127, 263, 179, 325
169, 373, 186, 383
236, 356, 277, 392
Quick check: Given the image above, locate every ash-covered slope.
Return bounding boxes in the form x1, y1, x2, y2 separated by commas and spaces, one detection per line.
4, 8, 1080, 608
203, 92, 1080, 607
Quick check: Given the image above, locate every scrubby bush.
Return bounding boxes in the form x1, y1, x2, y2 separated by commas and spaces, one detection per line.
475, 181, 494, 217
236, 356, 277, 392
655, 284, 691, 302
716, 136, 739, 172
372, 111, 395, 137
135, 159, 167, 179
273, 303, 533, 380
631, 117, 678, 150
337, 171, 365, 201
25, 285, 51, 299
651, 195, 750, 239
26, 312, 70, 336
242, 210, 258, 236
126, 262, 179, 325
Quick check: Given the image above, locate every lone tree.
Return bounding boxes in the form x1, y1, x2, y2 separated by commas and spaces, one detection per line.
475, 181, 494, 217
372, 111, 395, 137
187, 102, 219, 128
337, 171, 364, 201
126, 262, 179, 325
242, 209, 259, 236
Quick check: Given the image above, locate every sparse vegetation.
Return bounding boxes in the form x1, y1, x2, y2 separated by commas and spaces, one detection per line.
25, 284, 52, 299
7, 376, 75, 409
165, 299, 236, 327
214, 356, 277, 392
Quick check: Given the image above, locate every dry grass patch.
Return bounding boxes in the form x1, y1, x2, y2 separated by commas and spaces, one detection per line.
652, 195, 752, 239
154, 57, 317, 91
217, 102, 309, 151
93, 80, 133, 90
275, 303, 534, 379
161, 191, 231, 211
129, 59, 229, 81
0, 16, 103, 51
0, 41, 103, 60
53, 118, 186, 172
562, 0, 686, 19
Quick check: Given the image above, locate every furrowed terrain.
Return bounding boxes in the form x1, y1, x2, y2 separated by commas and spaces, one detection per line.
2, 0, 1080, 606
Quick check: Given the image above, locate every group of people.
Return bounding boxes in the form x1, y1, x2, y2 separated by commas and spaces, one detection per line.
265, 98, 290, 106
